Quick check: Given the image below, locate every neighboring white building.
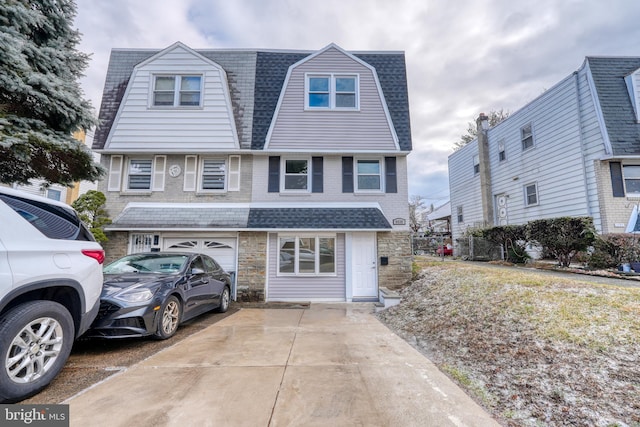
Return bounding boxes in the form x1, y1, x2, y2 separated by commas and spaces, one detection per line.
449, 57, 640, 255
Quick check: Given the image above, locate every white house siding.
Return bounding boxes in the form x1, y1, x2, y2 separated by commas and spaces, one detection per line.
449, 74, 599, 246
250, 155, 410, 232
575, 66, 607, 232
488, 76, 589, 228
448, 142, 483, 247
106, 45, 238, 152
266, 47, 398, 151
266, 233, 346, 301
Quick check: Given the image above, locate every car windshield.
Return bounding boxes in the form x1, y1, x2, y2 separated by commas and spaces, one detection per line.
103, 254, 189, 274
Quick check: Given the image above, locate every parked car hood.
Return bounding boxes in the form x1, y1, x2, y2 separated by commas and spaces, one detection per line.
102, 273, 179, 296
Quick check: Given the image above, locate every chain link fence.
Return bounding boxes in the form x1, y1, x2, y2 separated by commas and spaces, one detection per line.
456, 236, 502, 261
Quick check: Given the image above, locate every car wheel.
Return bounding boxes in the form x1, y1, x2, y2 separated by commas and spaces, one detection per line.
0, 301, 74, 403
154, 296, 181, 340
216, 287, 230, 313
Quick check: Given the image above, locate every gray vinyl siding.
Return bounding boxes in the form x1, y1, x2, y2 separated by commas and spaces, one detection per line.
267, 47, 397, 151
251, 155, 410, 232
106, 45, 238, 151
267, 233, 346, 301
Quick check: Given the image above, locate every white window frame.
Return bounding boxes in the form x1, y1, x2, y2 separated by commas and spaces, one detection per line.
277, 234, 337, 276
498, 139, 506, 162
521, 123, 534, 151
524, 182, 539, 206
305, 73, 359, 110
623, 165, 640, 196
125, 158, 153, 192
151, 74, 203, 108
457, 206, 463, 223
281, 157, 311, 193
355, 158, 383, 193
198, 157, 227, 192
130, 233, 154, 253
46, 188, 62, 201
473, 154, 480, 175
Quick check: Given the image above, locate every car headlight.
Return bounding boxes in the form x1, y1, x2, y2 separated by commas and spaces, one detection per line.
115, 288, 154, 303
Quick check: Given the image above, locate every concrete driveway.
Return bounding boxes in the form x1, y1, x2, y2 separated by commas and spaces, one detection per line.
66, 304, 500, 427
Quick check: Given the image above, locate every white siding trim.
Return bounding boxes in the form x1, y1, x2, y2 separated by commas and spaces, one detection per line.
183, 155, 197, 191
152, 155, 166, 191
585, 59, 613, 155
108, 155, 123, 192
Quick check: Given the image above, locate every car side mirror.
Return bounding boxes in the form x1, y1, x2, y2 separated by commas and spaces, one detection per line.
191, 267, 205, 276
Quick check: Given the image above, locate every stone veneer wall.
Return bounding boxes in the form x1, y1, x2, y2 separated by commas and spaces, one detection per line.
595, 159, 637, 235
236, 231, 267, 302
102, 231, 129, 264
377, 231, 413, 290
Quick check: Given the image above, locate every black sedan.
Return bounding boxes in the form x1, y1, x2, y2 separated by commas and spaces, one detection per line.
88, 252, 232, 339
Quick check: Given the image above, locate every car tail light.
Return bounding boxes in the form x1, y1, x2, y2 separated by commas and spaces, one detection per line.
82, 249, 105, 264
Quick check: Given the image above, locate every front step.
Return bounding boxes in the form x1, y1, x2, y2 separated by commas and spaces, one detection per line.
376, 287, 401, 311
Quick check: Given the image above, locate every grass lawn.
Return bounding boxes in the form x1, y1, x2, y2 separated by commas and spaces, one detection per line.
377, 259, 640, 427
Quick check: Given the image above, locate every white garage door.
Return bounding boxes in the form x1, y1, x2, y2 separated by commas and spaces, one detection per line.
163, 237, 237, 272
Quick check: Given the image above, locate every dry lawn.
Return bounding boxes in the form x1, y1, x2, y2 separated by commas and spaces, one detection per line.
376, 260, 640, 427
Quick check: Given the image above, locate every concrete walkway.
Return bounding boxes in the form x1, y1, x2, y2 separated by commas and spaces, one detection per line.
66, 304, 500, 427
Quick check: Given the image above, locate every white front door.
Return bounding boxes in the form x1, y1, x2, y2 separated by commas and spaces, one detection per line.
352, 232, 377, 298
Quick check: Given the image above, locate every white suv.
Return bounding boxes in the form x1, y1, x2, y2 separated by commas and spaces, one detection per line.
0, 187, 104, 402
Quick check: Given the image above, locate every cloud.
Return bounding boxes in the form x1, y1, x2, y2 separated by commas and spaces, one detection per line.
74, 0, 640, 202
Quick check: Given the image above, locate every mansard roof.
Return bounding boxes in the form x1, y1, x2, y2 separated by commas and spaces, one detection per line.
587, 56, 640, 156
92, 43, 412, 151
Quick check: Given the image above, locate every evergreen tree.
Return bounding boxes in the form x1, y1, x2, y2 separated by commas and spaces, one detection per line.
0, 0, 103, 186
71, 190, 110, 244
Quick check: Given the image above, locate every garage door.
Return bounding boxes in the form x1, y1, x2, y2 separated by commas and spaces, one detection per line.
163, 237, 237, 272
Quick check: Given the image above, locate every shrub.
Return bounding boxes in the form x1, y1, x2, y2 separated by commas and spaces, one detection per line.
587, 234, 640, 269
476, 225, 528, 263
526, 217, 596, 267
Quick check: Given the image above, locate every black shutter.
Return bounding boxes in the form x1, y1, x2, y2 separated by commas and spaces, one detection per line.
385, 157, 397, 193
312, 157, 323, 193
610, 162, 625, 197
342, 157, 354, 193
268, 156, 280, 192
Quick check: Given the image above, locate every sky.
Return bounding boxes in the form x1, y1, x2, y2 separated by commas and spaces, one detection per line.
73, 0, 640, 209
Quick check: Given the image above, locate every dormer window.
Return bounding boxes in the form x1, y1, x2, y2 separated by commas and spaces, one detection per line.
625, 70, 640, 122
306, 74, 358, 110
152, 75, 202, 107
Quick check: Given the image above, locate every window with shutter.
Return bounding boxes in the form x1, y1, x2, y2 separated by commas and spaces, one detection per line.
200, 158, 226, 191
127, 159, 152, 190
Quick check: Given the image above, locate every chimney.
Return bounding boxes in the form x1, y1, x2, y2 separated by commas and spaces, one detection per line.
476, 113, 493, 226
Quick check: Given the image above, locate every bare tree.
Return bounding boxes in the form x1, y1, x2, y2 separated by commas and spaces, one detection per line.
453, 109, 510, 150
409, 195, 426, 233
